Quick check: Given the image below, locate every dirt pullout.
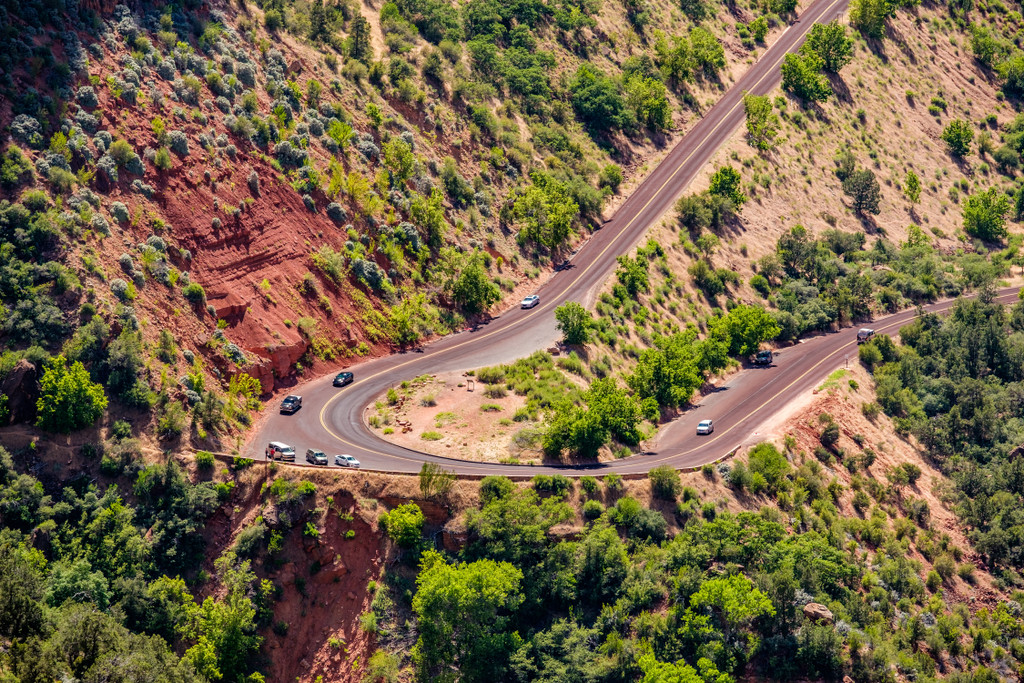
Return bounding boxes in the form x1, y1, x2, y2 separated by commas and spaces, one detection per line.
365, 372, 536, 464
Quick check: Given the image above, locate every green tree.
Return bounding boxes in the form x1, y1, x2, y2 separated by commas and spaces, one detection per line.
381, 503, 426, 548
412, 550, 524, 682
411, 188, 448, 248
805, 21, 853, 72
712, 304, 781, 356
349, 14, 373, 62
309, 0, 329, 41
999, 51, 1024, 95
941, 119, 974, 158
684, 574, 775, 668
555, 301, 593, 345
742, 93, 778, 151
383, 138, 415, 182
781, 49, 831, 102
181, 555, 266, 682
904, 169, 921, 203
970, 24, 1006, 68
625, 76, 672, 131
690, 26, 725, 79
36, 355, 108, 433
306, 78, 323, 108
327, 119, 354, 153
850, 0, 888, 39
448, 252, 500, 315
1, 145, 34, 188
747, 442, 792, 493
649, 465, 682, 500
962, 187, 1010, 242
708, 165, 746, 205
513, 172, 579, 250
628, 330, 706, 407
842, 169, 881, 215
654, 33, 694, 85
569, 64, 631, 131
616, 254, 650, 295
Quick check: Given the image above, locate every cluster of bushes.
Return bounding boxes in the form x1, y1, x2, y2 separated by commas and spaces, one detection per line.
391, 470, 1024, 682
863, 297, 1024, 569
0, 446, 268, 681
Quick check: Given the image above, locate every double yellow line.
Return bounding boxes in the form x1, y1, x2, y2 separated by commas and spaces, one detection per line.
317, 0, 849, 468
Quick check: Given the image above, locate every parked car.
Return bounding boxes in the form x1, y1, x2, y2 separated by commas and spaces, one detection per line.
335, 454, 361, 468
266, 442, 296, 461
857, 328, 875, 344
305, 448, 328, 465
333, 371, 354, 387
752, 350, 773, 366
280, 395, 302, 413
521, 294, 540, 309
696, 419, 714, 435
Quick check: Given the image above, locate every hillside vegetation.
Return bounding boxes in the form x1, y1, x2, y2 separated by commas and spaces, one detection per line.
3, 0, 1024, 680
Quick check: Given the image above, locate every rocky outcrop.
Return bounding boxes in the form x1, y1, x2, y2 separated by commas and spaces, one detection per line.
250, 339, 308, 387
0, 359, 38, 425
207, 289, 251, 321
803, 602, 834, 624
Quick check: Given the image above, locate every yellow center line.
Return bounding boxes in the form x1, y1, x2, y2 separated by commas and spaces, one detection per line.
317, 0, 848, 462
638, 290, 1020, 467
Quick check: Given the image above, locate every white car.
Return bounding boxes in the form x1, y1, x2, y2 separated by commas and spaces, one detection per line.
521, 295, 540, 309
335, 454, 361, 468
696, 419, 714, 435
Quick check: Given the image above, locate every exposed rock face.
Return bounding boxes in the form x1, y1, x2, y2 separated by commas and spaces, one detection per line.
803, 602, 835, 624
207, 289, 251, 321
0, 359, 38, 425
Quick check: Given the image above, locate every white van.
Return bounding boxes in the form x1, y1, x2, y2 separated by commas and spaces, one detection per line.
266, 442, 296, 462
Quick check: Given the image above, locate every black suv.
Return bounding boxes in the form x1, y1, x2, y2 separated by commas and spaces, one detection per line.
280, 395, 302, 414
753, 350, 773, 366
333, 371, 354, 387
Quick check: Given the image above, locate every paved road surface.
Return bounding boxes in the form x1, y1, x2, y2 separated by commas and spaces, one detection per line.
247, 0, 906, 476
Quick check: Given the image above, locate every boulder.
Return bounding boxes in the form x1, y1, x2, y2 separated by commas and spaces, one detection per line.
803, 602, 834, 624
0, 359, 38, 424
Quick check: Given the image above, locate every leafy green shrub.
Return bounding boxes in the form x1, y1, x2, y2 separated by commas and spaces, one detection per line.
183, 282, 206, 303
380, 503, 426, 548
941, 119, 974, 157
421, 431, 442, 440
583, 499, 604, 520
195, 450, 215, 469
36, 355, 108, 433
649, 465, 682, 500
480, 476, 515, 504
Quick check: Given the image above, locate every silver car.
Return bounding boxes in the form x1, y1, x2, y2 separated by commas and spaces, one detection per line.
521, 295, 540, 309
696, 419, 714, 435
335, 454, 361, 468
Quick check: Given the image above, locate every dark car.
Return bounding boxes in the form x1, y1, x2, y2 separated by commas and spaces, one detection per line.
280, 395, 302, 414
333, 371, 354, 387
753, 350, 773, 366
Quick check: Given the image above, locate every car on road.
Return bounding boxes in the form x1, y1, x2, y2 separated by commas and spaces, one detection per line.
521, 294, 540, 309
280, 395, 302, 413
333, 371, 354, 387
856, 328, 875, 344
696, 419, 714, 435
335, 454, 361, 468
266, 442, 296, 461
305, 448, 328, 465
752, 350, 773, 366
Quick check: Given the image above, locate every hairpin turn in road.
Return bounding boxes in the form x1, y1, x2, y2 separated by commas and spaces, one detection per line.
249, 0, 974, 477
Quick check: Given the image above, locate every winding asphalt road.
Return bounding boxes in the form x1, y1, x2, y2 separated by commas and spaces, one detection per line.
246, 0, 899, 476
